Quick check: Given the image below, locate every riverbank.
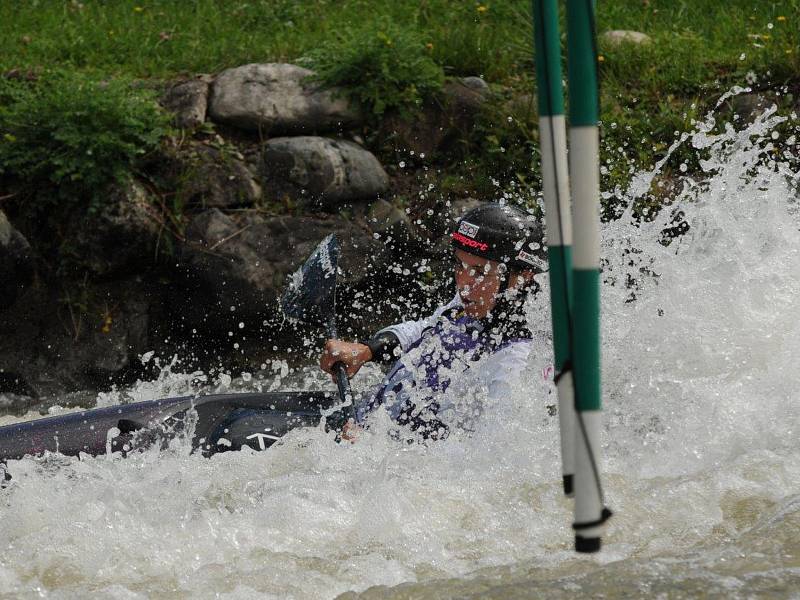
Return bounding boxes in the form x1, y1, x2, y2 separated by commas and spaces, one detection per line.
1, 0, 798, 407
2, 0, 798, 197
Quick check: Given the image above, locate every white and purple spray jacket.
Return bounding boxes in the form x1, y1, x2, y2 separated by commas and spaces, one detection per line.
355, 294, 535, 438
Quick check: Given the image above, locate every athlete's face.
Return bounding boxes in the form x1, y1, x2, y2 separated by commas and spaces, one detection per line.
454, 249, 503, 319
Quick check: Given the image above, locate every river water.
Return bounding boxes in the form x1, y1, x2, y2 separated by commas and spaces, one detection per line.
1, 92, 799, 599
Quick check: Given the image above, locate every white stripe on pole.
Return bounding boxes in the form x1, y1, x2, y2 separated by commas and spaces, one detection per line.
539, 115, 573, 246
569, 126, 600, 269
557, 372, 576, 498
574, 410, 605, 539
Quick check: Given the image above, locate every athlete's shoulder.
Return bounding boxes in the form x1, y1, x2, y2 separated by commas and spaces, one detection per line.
470, 338, 532, 381
376, 293, 463, 350
489, 338, 533, 363
471, 338, 533, 396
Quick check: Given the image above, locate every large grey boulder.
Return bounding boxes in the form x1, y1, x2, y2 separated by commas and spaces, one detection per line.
262, 137, 389, 209
161, 77, 211, 130
0, 210, 33, 309
208, 63, 360, 134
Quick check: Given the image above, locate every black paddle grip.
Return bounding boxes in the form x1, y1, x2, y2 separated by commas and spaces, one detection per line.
333, 361, 356, 422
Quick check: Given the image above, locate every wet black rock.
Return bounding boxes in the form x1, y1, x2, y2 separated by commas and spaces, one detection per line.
378, 76, 490, 158
66, 182, 161, 277
174, 145, 262, 210
0, 210, 34, 309
0, 278, 156, 404
727, 92, 773, 123
175, 209, 385, 331
367, 199, 416, 252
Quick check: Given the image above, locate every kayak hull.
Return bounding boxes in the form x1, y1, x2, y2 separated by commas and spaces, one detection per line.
0, 391, 340, 462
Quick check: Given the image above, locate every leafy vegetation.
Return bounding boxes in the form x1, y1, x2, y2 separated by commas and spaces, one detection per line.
0, 70, 169, 213
1, 0, 798, 215
305, 19, 444, 119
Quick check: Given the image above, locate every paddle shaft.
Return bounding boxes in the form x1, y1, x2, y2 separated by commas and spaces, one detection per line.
328, 318, 356, 422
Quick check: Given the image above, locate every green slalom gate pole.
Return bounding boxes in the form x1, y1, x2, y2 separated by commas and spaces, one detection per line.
566, 0, 611, 553
532, 0, 611, 552
532, 0, 577, 499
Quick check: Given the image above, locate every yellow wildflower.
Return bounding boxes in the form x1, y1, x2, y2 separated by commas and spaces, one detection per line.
597, 54, 605, 62
477, 5, 488, 13
777, 16, 786, 22
425, 42, 434, 51
133, 6, 144, 12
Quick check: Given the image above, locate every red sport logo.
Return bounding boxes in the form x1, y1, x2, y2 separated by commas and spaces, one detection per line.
452, 232, 489, 251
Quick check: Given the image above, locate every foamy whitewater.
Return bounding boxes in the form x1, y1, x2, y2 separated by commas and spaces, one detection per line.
1, 90, 798, 599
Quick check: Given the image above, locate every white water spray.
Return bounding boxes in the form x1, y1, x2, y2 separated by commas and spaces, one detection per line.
0, 91, 799, 598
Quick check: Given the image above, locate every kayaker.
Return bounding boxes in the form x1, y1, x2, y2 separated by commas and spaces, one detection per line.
320, 203, 548, 440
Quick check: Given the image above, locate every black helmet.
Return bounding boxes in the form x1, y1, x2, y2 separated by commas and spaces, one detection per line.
451, 203, 547, 273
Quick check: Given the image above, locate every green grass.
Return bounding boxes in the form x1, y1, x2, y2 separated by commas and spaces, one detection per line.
3, 1, 796, 86
599, 1, 800, 88
2, 0, 799, 215
0, 0, 531, 81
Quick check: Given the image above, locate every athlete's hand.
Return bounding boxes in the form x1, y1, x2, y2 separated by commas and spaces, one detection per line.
340, 419, 361, 442
320, 339, 372, 380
